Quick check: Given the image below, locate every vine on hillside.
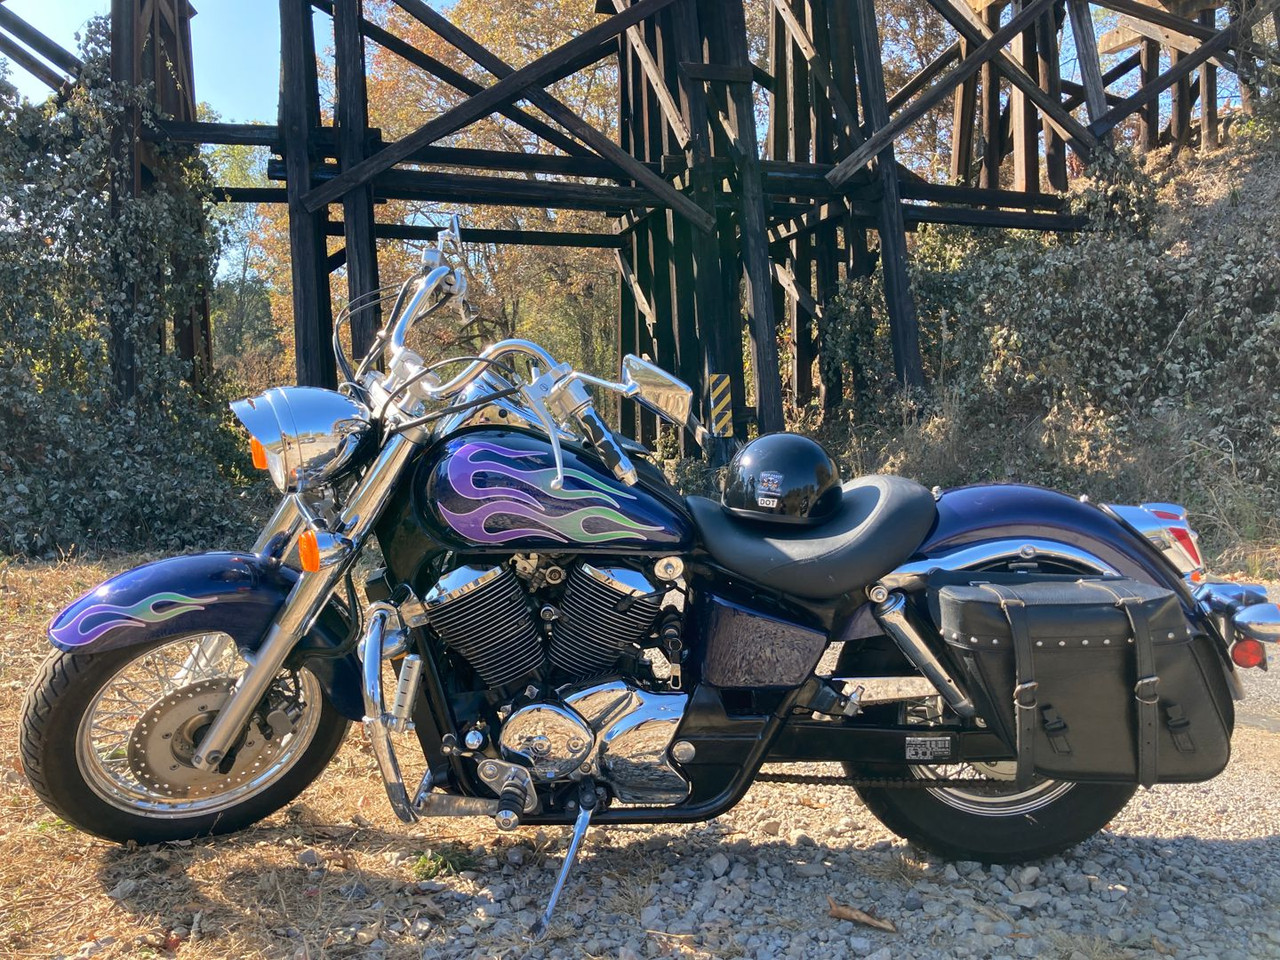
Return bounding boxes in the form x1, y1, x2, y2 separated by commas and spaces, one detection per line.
0, 20, 255, 556
817, 136, 1280, 558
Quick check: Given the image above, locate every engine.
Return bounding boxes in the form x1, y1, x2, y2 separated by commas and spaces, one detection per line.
418, 556, 689, 806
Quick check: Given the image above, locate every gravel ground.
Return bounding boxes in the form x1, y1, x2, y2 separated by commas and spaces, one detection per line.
1239, 660, 1280, 731
279, 716, 1280, 960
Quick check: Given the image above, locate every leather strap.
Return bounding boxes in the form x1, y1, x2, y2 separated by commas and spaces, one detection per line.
1040, 705, 1073, 756
1097, 582, 1160, 788
1164, 702, 1196, 754
980, 584, 1037, 787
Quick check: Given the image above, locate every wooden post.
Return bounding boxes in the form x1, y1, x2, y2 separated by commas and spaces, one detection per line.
334, 0, 381, 361
849, 0, 925, 389
673, 0, 736, 462
1038, 5, 1067, 190
1199, 9, 1218, 151
1139, 39, 1160, 150
1229, 0, 1256, 115
280, 0, 336, 387
109, 0, 140, 401
1012, 0, 1040, 193
708, 0, 786, 433
979, 3, 1002, 189
951, 38, 977, 185
1170, 48, 1191, 147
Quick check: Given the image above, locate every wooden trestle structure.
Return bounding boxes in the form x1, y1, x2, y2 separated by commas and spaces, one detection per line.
2, 0, 1276, 446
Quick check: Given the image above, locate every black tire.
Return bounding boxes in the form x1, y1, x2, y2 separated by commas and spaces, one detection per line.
20, 638, 349, 844
850, 765, 1136, 863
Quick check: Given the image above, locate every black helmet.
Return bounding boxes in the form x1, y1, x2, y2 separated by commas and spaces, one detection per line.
721, 433, 842, 525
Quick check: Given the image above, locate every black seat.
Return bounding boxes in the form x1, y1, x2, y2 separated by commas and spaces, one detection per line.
686, 475, 937, 601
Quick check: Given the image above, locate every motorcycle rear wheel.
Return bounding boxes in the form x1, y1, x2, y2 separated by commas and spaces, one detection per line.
849, 760, 1135, 863
20, 634, 348, 844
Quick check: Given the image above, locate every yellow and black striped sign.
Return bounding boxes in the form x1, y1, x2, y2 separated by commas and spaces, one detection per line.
709, 374, 733, 437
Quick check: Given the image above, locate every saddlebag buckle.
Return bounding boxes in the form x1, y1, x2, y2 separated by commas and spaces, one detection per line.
1013, 681, 1039, 710
1134, 675, 1161, 704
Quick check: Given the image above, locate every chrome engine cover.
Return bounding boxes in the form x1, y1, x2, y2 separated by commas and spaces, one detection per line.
499, 680, 690, 805
498, 702, 595, 780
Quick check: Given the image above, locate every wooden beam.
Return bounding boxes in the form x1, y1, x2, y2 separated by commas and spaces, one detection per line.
899, 180, 1067, 210
312, 0, 587, 157
334, 0, 380, 358
980, 3, 1001, 189
1200, 9, 1218, 151
772, 261, 823, 320
214, 186, 289, 203
1011, 0, 1039, 193
388, 0, 713, 232
891, 41, 962, 113
0, 32, 68, 89
929, 0, 1099, 152
614, 249, 657, 325
1107, 13, 1238, 72
850, 0, 924, 389
1139, 39, 1160, 150
770, 0, 861, 143
323, 223, 625, 247
902, 204, 1087, 230
1095, 0, 1280, 66
609, 0, 691, 148
1090, 4, 1272, 136
1038, 5, 1067, 191
280, 0, 336, 388
303, 0, 683, 213
829, 0, 1063, 188
156, 120, 282, 146
0, 6, 82, 75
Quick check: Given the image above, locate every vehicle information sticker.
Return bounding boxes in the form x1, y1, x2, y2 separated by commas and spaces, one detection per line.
905, 736, 953, 761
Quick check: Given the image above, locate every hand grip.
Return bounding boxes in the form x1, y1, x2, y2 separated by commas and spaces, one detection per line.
577, 406, 638, 486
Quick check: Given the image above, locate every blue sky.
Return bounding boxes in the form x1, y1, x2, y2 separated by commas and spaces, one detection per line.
3, 0, 283, 121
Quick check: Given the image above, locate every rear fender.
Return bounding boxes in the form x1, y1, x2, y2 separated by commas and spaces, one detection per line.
48, 552, 364, 720
919, 484, 1192, 595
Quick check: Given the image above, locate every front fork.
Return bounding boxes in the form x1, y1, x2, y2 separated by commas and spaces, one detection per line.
190, 433, 421, 771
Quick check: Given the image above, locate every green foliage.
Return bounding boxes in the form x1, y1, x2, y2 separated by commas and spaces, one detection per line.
815, 135, 1280, 561
0, 21, 257, 557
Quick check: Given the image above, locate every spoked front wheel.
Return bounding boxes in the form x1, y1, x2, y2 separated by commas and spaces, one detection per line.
20, 634, 348, 843
850, 758, 1135, 863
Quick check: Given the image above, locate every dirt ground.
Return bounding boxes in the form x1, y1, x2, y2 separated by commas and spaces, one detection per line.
1, 557, 1277, 960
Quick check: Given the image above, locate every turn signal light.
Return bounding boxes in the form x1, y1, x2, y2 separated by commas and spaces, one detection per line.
250, 437, 268, 470
298, 529, 321, 573
1231, 637, 1267, 670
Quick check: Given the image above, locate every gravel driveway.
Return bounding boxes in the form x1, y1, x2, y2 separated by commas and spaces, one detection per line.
297, 672, 1280, 960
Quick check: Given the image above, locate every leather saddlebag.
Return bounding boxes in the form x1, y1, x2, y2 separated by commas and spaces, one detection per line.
935, 578, 1233, 786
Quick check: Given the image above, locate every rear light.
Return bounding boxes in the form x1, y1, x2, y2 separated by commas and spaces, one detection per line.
1167, 527, 1202, 568
1231, 637, 1267, 669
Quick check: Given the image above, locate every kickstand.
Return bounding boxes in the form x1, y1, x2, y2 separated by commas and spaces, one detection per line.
527, 779, 598, 941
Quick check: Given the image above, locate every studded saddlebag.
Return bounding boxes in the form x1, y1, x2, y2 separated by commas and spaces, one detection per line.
935, 579, 1233, 787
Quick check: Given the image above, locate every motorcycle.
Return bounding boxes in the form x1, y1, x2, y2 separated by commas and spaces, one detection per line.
21, 219, 1280, 938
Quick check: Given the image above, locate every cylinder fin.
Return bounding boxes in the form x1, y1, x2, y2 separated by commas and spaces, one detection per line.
550, 564, 663, 676
424, 565, 543, 688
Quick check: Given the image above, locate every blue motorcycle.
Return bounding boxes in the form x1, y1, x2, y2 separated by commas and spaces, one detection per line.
21, 221, 1278, 935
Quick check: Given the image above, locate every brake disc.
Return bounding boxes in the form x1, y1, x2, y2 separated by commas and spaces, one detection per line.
127, 678, 285, 799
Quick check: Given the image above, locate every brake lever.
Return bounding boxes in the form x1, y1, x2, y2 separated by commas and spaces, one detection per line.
520, 388, 567, 490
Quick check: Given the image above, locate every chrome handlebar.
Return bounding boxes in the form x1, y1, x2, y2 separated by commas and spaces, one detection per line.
374, 232, 640, 487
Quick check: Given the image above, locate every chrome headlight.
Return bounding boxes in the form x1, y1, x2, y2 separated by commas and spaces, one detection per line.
231, 387, 372, 493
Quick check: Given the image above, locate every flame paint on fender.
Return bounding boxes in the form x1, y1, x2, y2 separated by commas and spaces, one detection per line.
419, 431, 692, 551
50, 592, 212, 648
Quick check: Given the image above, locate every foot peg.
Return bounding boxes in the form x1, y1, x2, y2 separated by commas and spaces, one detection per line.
528, 779, 598, 941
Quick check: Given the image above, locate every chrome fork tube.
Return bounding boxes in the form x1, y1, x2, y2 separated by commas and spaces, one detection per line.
253, 495, 304, 556
192, 433, 421, 771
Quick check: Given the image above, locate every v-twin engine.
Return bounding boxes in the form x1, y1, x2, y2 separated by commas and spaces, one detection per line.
419, 557, 689, 804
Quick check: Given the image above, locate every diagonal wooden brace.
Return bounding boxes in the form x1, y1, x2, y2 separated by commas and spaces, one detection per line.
927, 0, 1099, 152
387, 0, 714, 233
828, 0, 1062, 188
301, 0, 707, 228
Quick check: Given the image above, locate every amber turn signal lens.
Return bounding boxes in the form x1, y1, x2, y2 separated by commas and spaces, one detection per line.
298, 529, 321, 573
250, 437, 268, 470
1231, 637, 1267, 669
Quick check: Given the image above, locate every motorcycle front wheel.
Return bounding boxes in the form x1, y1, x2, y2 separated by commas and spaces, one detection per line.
20, 633, 349, 844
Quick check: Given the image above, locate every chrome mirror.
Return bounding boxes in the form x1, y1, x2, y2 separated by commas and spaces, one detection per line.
622, 355, 693, 426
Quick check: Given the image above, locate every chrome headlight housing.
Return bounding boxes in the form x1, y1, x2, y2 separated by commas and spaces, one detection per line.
231, 387, 372, 493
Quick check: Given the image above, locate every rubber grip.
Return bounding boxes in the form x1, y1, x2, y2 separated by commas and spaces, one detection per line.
577, 407, 638, 485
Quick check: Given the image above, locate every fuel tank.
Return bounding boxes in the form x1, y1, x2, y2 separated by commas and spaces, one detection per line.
416, 428, 694, 554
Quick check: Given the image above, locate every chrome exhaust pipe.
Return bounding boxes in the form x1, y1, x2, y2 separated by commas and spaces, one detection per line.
874, 592, 976, 718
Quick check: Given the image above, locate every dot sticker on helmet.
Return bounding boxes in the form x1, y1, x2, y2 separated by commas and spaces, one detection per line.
757, 496, 779, 508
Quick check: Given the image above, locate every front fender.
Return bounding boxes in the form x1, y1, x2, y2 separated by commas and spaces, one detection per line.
48, 552, 364, 720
